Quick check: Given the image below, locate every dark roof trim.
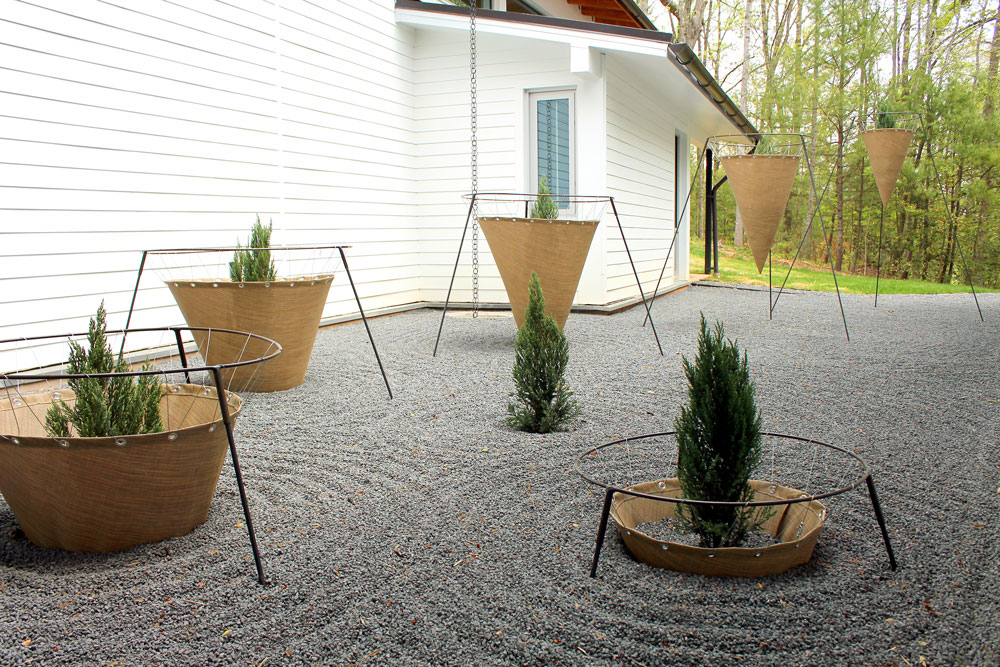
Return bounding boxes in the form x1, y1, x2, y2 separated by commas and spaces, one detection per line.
668, 43, 758, 139
395, 0, 673, 42
614, 0, 658, 30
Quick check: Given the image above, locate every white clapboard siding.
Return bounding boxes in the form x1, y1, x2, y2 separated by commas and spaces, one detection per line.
0, 0, 418, 372
412, 29, 601, 306
604, 55, 677, 304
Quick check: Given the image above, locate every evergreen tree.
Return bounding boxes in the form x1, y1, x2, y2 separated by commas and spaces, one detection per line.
230, 215, 277, 282
530, 177, 559, 219
46, 302, 164, 438
506, 273, 580, 433
674, 315, 769, 548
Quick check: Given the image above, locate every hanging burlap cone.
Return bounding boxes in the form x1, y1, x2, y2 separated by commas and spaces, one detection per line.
720, 155, 799, 273
862, 128, 914, 206
479, 217, 598, 330
168, 277, 332, 392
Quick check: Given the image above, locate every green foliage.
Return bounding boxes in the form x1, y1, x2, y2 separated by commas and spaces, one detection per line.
506, 273, 580, 433
752, 135, 780, 155
673, 315, 770, 548
876, 102, 896, 128
46, 302, 163, 438
530, 177, 560, 220
229, 216, 277, 282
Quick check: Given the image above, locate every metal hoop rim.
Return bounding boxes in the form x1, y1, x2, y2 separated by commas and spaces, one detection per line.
1, 326, 282, 380
574, 431, 872, 507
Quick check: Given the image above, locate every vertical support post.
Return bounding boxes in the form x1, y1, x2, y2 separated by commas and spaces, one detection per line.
433, 196, 477, 357
589, 487, 616, 578
875, 204, 885, 308
711, 182, 719, 275
921, 116, 984, 322
704, 148, 713, 274
210, 366, 267, 585
172, 328, 191, 384
338, 247, 393, 399
610, 198, 663, 356
865, 474, 898, 570
120, 250, 148, 357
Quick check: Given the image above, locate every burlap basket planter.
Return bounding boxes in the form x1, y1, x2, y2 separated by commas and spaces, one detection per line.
0, 384, 242, 552
610, 478, 826, 577
861, 128, 914, 207
478, 217, 599, 330
720, 155, 800, 273
168, 276, 333, 392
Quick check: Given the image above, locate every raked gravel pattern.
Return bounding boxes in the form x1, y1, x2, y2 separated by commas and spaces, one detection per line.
1, 285, 998, 666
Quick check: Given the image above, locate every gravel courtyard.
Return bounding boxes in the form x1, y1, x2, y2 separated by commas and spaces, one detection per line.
1, 285, 997, 666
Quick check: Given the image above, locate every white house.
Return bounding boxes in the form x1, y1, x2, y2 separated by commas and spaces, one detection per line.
0, 0, 753, 369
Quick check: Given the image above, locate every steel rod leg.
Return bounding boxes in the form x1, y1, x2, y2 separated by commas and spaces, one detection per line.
172, 328, 192, 384
433, 197, 477, 356
589, 487, 616, 578
643, 142, 708, 327
120, 250, 148, 357
338, 248, 392, 399
768, 252, 772, 321
211, 367, 267, 585
875, 204, 884, 308
865, 475, 897, 571
610, 198, 663, 356
800, 135, 850, 341
922, 117, 984, 321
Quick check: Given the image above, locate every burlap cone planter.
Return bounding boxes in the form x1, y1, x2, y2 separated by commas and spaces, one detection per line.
478, 217, 598, 330
610, 478, 826, 577
0, 384, 241, 552
168, 276, 333, 392
720, 155, 800, 273
862, 128, 914, 207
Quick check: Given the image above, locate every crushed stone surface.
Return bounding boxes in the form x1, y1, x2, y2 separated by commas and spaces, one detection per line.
1, 285, 998, 665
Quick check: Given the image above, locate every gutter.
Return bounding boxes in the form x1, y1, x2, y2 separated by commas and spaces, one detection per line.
668, 43, 758, 140
615, 0, 659, 30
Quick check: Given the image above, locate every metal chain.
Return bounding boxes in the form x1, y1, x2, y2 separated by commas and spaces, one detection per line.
469, 0, 479, 318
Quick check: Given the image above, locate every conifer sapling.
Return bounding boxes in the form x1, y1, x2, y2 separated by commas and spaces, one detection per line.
673, 315, 771, 548
230, 215, 277, 282
530, 177, 559, 220
506, 273, 580, 433
46, 302, 163, 438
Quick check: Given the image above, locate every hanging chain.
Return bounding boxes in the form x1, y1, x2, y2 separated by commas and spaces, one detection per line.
469, 0, 480, 318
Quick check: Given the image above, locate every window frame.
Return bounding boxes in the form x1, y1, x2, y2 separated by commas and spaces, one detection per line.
528, 89, 576, 213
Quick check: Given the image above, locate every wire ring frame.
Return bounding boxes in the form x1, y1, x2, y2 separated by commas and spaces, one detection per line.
1, 327, 280, 381
575, 431, 871, 508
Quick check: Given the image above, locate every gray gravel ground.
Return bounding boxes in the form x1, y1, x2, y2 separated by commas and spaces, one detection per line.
1, 285, 998, 666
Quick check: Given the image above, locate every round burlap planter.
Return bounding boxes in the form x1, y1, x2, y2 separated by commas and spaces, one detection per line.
861, 128, 914, 207
610, 478, 826, 577
0, 384, 242, 552
719, 155, 800, 274
168, 276, 333, 392
478, 217, 598, 330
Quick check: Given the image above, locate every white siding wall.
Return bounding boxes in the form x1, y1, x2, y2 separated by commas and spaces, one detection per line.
411, 28, 608, 307
604, 54, 680, 304
0, 0, 417, 369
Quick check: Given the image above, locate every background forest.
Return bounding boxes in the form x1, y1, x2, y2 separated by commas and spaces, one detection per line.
643, 0, 999, 288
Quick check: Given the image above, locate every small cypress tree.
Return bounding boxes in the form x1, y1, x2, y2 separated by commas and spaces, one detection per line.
46, 302, 164, 438
530, 176, 559, 220
229, 215, 277, 282
673, 315, 770, 548
506, 273, 580, 433
876, 102, 896, 129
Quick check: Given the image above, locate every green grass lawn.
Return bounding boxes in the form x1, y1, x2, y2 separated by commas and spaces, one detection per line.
689, 240, 996, 294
